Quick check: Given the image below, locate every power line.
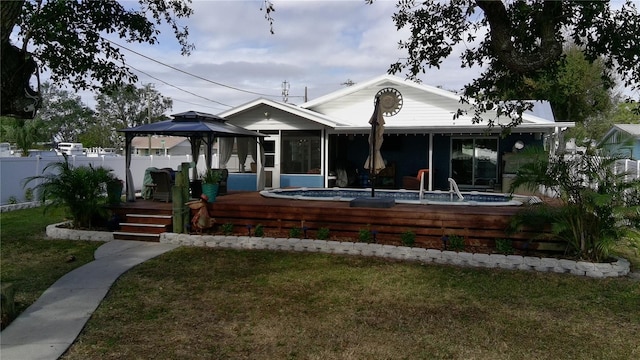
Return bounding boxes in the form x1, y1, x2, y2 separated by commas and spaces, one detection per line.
127, 63, 232, 108
103, 37, 281, 98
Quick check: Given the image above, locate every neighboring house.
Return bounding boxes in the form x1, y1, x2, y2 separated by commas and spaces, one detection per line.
131, 136, 204, 156
600, 124, 640, 160
219, 74, 574, 192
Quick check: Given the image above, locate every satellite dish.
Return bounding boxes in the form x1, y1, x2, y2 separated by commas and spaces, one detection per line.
376, 87, 403, 116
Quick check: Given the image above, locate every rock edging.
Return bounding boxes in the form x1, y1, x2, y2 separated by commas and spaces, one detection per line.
160, 233, 631, 279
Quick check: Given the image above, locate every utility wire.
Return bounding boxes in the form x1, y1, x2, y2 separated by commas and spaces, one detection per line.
127, 63, 232, 108
104, 37, 281, 98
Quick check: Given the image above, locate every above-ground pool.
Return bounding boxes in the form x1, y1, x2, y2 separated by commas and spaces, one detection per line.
260, 187, 531, 206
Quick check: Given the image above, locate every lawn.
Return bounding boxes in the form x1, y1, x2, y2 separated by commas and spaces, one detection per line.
62, 247, 639, 360
0, 207, 103, 329
2, 207, 638, 359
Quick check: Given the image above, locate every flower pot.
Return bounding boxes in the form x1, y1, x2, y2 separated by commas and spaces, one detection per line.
106, 181, 123, 205
201, 183, 219, 203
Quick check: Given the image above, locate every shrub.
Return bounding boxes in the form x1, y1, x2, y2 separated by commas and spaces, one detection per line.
8, 196, 18, 204
23, 154, 114, 229
254, 224, 264, 237
316, 227, 330, 240
289, 226, 302, 238
401, 230, 416, 247
358, 227, 372, 243
221, 223, 234, 235
448, 235, 465, 251
495, 238, 514, 255
24, 188, 33, 201
508, 145, 640, 262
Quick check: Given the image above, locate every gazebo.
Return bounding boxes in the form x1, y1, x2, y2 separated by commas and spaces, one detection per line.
120, 110, 265, 202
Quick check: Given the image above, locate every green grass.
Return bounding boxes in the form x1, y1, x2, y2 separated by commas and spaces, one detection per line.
2, 207, 639, 358
62, 248, 640, 360
0, 207, 103, 328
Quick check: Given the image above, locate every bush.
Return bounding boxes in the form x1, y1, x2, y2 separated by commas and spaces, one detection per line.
495, 238, 514, 255
23, 154, 114, 229
358, 227, 372, 243
448, 235, 465, 251
401, 230, 416, 247
254, 224, 264, 237
508, 145, 640, 262
289, 227, 302, 238
316, 227, 330, 240
221, 223, 234, 235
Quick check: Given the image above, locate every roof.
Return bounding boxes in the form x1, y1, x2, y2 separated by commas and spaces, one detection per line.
218, 98, 348, 127
298, 74, 570, 132
612, 124, 640, 137
120, 110, 265, 138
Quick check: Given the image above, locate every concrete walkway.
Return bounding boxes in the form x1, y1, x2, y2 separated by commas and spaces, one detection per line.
0, 240, 178, 360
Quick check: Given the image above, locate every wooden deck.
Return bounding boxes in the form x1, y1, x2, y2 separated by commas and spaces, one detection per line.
111, 191, 559, 253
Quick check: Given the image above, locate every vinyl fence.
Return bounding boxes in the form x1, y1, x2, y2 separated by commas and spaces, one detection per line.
0, 154, 249, 205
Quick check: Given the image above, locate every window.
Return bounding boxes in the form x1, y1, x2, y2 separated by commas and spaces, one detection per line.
281, 130, 321, 174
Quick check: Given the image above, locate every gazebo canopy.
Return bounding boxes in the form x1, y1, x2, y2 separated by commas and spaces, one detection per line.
120, 111, 264, 138
119, 110, 265, 201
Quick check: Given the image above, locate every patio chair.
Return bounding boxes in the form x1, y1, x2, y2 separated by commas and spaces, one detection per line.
149, 169, 173, 202
402, 169, 429, 190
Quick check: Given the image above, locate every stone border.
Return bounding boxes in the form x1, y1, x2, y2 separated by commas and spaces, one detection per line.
46, 222, 114, 242
160, 233, 631, 279
0, 201, 43, 213
42, 223, 632, 279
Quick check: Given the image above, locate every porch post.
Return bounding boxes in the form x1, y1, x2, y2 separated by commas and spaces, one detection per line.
428, 133, 433, 191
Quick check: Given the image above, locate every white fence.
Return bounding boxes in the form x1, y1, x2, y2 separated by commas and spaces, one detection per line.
615, 159, 640, 182
0, 154, 250, 205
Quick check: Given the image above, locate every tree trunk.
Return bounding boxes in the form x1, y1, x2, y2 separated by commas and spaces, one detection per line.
1, 0, 41, 119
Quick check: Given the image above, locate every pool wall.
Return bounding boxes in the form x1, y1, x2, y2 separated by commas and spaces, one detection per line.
260, 187, 526, 206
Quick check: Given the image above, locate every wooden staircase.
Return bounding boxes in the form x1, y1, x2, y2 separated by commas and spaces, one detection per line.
113, 211, 173, 242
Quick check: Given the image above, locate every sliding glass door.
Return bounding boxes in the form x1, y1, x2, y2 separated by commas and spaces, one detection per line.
451, 138, 498, 188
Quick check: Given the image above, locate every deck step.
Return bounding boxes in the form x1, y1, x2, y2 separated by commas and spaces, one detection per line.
113, 231, 160, 242
119, 222, 167, 228
126, 214, 172, 219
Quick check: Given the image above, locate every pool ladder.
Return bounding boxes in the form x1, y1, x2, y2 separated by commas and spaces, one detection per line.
417, 176, 464, 202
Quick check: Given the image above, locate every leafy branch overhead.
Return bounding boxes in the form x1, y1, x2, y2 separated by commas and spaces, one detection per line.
1, 0, 194, 118
384, 0, 640, 128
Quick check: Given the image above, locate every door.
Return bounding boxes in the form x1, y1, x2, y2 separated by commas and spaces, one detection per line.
263, 135, 280, 189
451, 138, 498, 189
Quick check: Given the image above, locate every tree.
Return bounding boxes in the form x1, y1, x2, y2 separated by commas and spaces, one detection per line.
384, 0, 640, 129
36, 82, 96, 143
1, 0, 193, 119
94, 84, 173, 150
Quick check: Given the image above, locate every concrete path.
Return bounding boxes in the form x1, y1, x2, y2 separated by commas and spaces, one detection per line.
0, 240, 179, 360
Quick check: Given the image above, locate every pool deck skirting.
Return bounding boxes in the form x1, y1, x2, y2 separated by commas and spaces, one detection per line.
46, 223, 632, 279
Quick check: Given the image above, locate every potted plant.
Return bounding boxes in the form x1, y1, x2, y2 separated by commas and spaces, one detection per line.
201, 169, 222, 203
106, 176, 124, 205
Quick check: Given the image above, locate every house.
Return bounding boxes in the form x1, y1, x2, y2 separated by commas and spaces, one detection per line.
600, 124, 640, 160
131, 136, 204, 156
219, 74, 574, 192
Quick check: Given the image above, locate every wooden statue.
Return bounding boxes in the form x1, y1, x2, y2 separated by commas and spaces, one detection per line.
186, 194, 215, 233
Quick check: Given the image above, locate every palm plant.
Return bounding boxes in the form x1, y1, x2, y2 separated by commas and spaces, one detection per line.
23, 154, 115, 229
507, 144, 640, 262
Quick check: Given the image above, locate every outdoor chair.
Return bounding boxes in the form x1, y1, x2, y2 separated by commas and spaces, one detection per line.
149, 169, 174, 202
402, 169, 429, 190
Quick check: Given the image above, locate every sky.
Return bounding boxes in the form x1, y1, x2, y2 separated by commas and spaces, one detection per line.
37, 0, 636, 116
84, 0, 485, 115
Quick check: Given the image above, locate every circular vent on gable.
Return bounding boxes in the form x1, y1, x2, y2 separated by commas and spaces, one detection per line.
376, 87, 403, 116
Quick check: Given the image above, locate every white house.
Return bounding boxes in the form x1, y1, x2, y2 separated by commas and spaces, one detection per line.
219, 74, 574, 192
